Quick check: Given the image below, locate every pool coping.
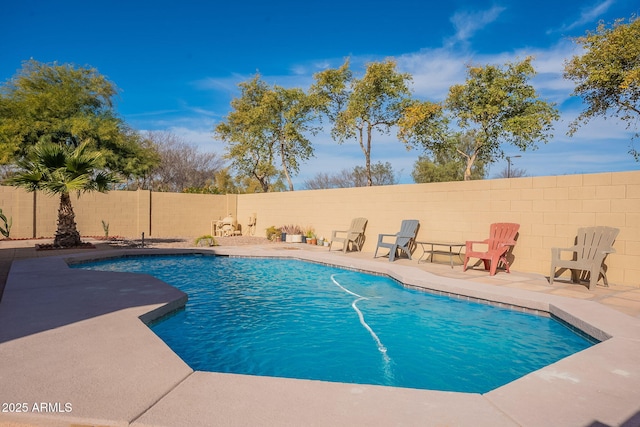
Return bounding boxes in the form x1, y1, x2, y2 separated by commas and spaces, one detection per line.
0, 246, 639, 426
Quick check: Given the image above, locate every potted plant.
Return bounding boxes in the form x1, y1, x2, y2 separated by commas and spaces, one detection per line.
266, 226, 282, 242
304, 227, 315, 244
280, 224, 303, 243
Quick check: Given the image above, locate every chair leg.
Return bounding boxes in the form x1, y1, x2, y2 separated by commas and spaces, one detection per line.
600, 267, 609, 287
489, 258, 498, 276
570, 269, 579, 284
463, 255, 470, 271
549, 265, 556, 284
500, 256, 511, 273
483, 259, 491, 272
588, 266, 603, 290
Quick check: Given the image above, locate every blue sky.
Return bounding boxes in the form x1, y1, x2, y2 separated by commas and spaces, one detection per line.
2, 0, 639, 187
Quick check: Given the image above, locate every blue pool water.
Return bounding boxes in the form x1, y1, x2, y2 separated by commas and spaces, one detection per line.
74, 255, 595, 393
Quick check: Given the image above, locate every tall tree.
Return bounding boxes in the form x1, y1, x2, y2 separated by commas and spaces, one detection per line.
144, 131, 224, 192
445, 58, 559, 180
266, 85, 318, 191
6, 142, 117, 247
215, 76, 277, 192
311, 59, 412, 186
564, 16, 640, 159
303, 161, 397, 189
214, 75, 318, 192
411, 133, 487, 183
0, 60, 158, 179
352, 162, 397, 186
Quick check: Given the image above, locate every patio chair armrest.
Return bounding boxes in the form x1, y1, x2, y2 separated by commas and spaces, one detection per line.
377, 233, 397, 243
551, 246, 577, 258
465, 239, 488, 250
331, 229, 347, 240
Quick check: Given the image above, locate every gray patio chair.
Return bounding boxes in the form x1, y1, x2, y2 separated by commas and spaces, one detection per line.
374, 219, 420, 262
549, 226, 619, 289
329, 217, 368, 253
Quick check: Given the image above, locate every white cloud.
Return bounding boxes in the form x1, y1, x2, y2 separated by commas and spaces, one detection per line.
398, 49, 469, 100
446, 5, 507, 47
396, 40, 579, 105
550, 0, 616, 33
144, 3, 638, 185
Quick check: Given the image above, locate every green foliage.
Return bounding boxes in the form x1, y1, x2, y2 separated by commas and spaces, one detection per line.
7, 141, 118, 195
0, 208, 12, 238
194, 234, 217, 247
311, 59, 412, 186
445, 58, 559, 180
265, 225, 281, 241
412, 133, 487, 183
101, 220, 109, 238
215, 74, 320, 192
397, 100, 449, 148
6, 141, 118, 247
352, 162, 397, 186
564, 16, 640, 159
0, 60, 159, 178
182, 185, 222, 194
304, 226, 315, 238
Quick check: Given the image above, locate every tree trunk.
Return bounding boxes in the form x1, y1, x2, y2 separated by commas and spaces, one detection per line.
366, 127, 373, 186
280, 140, 294, 191
357, 125, 373, 187
54, 192, 81, 247
463, 152, 478, 181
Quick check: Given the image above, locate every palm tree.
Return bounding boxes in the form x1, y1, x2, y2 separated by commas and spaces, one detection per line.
7, 141, 118, 247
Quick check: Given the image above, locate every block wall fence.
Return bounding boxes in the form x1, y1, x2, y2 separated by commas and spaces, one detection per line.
0, 170, 638, 287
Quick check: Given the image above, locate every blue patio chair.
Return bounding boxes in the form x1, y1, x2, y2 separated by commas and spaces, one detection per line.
374, 220, 420, 262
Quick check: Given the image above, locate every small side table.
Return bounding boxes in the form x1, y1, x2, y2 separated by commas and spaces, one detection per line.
417, 241, 465, 268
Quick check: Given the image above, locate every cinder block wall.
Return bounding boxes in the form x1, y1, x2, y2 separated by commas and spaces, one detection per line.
0, 170, 638, 286
150, 192, 236, 237
237, 171, 639, 287
0, 188, 235, 240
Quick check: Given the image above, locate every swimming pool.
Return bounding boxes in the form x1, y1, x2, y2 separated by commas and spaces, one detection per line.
74, 254, 595, 393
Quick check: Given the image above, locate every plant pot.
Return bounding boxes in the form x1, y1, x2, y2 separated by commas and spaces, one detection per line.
301, 236, 307, 243
281, 233, 287, 242
290, 234, 303, 243
309, 238, 317, 245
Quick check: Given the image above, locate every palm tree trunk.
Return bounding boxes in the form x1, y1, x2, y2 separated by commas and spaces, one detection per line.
54, 192, 81, 247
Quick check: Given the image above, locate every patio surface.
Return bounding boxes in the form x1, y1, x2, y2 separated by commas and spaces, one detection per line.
0, 238, 639, 426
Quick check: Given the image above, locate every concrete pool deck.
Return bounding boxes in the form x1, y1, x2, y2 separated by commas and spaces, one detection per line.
0, 239, 639, 426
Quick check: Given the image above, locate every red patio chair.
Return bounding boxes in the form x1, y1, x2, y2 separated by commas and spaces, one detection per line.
463, 223, 520, 276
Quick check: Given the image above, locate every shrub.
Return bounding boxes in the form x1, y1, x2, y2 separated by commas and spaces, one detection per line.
266, 226, 281, 241
195, 235, 217, 246
279, 224, 303, 235
0, 209, 12, 239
